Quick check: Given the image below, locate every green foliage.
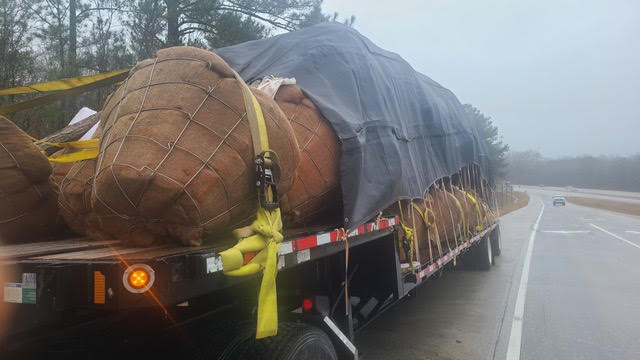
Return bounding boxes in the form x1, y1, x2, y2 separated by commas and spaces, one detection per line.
463, 104, 509, 179
298, 3, 355, 28
507, 151, 640, 192
0, 0, 36, 89
1, 0, 343, 136
127, 0, 165, 59
207, 12, 268, 49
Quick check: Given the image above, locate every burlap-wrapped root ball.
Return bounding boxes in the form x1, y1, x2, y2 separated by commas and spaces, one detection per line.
92, 46, 300, 246
58, 158, 102, 238
50, 151, 74, 191
427, 187, 463, 251
452, 187, 486, 234
425, 186, 480, 252
275, 84, 341, 228
389, 183, 488, 265
0, 116, 58, 243
54, 126, 103, 238
387, 200, 431, 264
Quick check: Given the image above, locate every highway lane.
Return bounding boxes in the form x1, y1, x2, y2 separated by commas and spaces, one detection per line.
520, 190, 640, 360
356, 189, 640, 359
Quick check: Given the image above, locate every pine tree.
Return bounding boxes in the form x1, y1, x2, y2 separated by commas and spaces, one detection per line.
464, 104, 510, 179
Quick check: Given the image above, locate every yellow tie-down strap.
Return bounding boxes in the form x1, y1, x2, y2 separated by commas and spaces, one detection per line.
464, 191, 484, 232
218, 207, 283, 338
29, 136, 100, 163
218, 70, 283, 339
396, 201, 416, 271
421, 205, 443, 256
412, 203, 442, 255
446, 191, 467, 240
0, 69, 129, 96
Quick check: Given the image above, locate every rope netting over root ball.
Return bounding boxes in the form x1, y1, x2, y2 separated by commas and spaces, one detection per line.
90, 46, 300, 247
387, 166, 496, 267
275, 84, 342, 229
0, 116, 59, 244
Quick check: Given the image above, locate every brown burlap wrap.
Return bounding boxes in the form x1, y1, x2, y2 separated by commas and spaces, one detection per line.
0, 116, 58, 243
58, 157, 102, 238
388, 200, 429, 264
91, 46, 299, 246
428, 187, 464, 251
275, 84, 341, 227
50, 149, 73, 191
390, 184, 487, 265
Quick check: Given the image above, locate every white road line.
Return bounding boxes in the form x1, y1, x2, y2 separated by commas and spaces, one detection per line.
506, 200, 545, 360
626, 231, 640, 235
590, 224, 640, 250
542, 230, 590, 234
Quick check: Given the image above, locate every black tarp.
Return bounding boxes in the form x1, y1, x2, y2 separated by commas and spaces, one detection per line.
216, 22, 491, 230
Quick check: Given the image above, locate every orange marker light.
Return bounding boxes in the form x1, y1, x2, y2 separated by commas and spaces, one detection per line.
128, 269, 149, 289
122, 264, 155, 294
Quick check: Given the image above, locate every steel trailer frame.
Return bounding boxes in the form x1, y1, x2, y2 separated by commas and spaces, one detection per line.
1, 218, 499, 359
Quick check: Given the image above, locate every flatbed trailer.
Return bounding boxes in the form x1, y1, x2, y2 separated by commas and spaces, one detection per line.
1, 217, 500, 359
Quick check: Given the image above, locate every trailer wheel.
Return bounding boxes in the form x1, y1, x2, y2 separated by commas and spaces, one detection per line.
479, 235, 493, 270
461, 234, 493, 271
176, 320, 255, 360
491, 226, 502, 257
247, 322, 338, 360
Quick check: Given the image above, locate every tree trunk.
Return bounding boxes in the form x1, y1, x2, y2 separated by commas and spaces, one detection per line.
66, 0, 78, 120
69, 0, 77, 75
39, 112, 101, 155
165, 0, 180, 46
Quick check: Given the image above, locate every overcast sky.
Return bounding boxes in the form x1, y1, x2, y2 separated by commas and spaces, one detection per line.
322, 0, 640, 157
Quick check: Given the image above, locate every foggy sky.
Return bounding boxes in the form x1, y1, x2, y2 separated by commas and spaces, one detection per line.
322, 0, 640, 157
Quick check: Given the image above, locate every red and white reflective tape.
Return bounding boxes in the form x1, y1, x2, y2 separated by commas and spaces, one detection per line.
278, 217, 398, 256
417, 228, 490, 280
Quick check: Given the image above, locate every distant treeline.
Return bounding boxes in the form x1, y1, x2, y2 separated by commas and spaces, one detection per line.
507, 150, 640, 192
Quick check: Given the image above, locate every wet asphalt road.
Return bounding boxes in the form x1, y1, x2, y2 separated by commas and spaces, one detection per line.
356, 189, 640, 360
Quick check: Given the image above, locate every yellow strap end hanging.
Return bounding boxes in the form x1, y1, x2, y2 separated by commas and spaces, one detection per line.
221, 70, 284, 339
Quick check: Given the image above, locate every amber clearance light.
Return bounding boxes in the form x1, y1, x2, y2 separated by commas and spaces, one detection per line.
122, 264, 155, 294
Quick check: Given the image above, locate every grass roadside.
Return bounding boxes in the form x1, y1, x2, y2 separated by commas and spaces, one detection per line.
565, 196, 640, 217
497, 191, 530, 217
575, 191, 640, 202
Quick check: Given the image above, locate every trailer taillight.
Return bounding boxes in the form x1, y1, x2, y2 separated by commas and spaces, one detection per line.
302, 297, 314, 313
123, 264, 155, 293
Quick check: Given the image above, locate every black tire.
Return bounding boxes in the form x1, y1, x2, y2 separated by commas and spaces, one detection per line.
473, 235, 493, 271
491, 226, 502, 257
483, 235, 493, 270
245, 322, 338, 360
461, 235, 492, 271
176, 320, 256, 360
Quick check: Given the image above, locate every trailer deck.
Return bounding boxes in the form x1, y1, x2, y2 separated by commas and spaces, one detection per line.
2, 216, 499, 359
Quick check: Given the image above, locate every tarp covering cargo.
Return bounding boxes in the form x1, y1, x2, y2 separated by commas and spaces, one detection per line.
216, 22, 491, 230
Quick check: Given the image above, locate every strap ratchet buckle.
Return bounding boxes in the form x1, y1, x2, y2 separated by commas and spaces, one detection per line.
255, 152, 280, 210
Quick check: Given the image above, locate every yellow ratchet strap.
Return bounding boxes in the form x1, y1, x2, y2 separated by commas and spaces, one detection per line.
464, 191, 484, 232
397, 201, 415, 272
218, 70, 282, 339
